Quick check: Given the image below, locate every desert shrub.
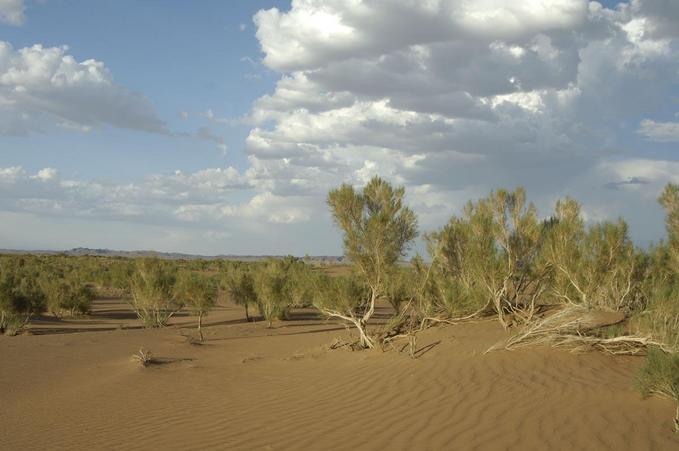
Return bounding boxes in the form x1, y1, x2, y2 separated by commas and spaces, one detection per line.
633, 184, 679, 351
99, 259, 135, 294
41, 275, 95, 317
312, 274, 371, 346
637, 348, 679, 432
324, 176, 417, 348
223, 266, 258, 321
281, 257, 315, 308
253, 260, 289, 328
0, 259, 47, 335
131, 348, 154, 367
175, 271, 218, 341
427, 187, 548, 327
384, 267, 417, 313
541, 198, 645, 313
129, 258, 181, 328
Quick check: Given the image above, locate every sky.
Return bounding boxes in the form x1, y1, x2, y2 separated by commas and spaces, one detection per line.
0, 0, 678, 256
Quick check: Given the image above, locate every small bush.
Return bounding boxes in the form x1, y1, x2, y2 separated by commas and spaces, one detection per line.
637, 348, 679, 432
174, 271, 217, 341
131, 348, 154, 367
223, 266, 258, 321
0, 261, 46, 335
253, 261, 288, 328
42, 276, 95, 317
129, 258, 181, 328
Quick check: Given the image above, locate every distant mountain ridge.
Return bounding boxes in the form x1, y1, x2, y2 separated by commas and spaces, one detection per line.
0, 247, 346, 263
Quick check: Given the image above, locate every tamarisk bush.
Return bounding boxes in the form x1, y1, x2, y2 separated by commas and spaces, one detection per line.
324, 176, 417, 348
175, 271, 218, 341
637, 348, 679, 432
541, 198, 644, 313
634, 184, 679, 430
223, 265, 258, 322
41, 275, 95, 317
312, 274, 371, 347
427, 187, 547, 328
253, 260, 289, 328
129, 258, 181, 328
0, 258, 46, 335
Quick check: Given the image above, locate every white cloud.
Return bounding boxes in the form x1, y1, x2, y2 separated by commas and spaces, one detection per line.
638, 119, 679, 142
0, 165, 316, 228
240, 0, 679, 245
3, 1, 679, 253
0, 0, 24, 26
0, 41, 166, 135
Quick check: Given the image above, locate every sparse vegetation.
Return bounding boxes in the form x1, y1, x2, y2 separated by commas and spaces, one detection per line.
253, 260, 289, 328
637, 348, 679, 432
323, 176, 418, 348
0, 258, 46, 335
129, 258, 181, 328
223, 265, 258, 322
1, 177, 678, 431
175, 270, 218, 341
131, 348, 154, 367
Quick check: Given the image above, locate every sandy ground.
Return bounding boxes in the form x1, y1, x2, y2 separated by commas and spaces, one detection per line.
1, 298, 678, 451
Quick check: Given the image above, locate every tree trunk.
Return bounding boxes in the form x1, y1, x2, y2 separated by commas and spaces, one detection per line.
244, 303, 251, 322
197, 312, 204, 342
355, 318, 375, 349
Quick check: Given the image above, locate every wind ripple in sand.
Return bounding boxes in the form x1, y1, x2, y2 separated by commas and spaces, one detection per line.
1, 316, 678, 450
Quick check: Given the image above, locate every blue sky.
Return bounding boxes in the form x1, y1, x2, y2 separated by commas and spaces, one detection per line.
0, 0, 678, 255
1, 0, 288, 179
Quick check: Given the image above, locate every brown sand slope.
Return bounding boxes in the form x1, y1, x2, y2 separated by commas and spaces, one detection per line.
1, 299, 678, 450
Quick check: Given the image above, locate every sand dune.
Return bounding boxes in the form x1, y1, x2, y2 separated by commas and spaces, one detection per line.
1, 299, 677, 450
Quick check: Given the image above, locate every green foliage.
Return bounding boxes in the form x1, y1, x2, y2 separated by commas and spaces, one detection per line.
636, 348, 679, 431
253, 260, 289, 328
175, 271, 217, 316
41, 275, 95, 317
279, 256, 315, 308
312, 274, 369, 317
427, 187, 547, 327
633, 185, 679, 352
384, 267, 417, 313
660, 183, 679, 272
129, 258, 181, 328
223, 265, 258, 321
175, 270, 218, 340
542, 198, 645, 312
327, 176, 418, 304
325, 176, 417, 347
0, 257, 47, 335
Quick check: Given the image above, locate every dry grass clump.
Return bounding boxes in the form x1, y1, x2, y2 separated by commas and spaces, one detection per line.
131, 348, 154, 367
485, 304, 659, 355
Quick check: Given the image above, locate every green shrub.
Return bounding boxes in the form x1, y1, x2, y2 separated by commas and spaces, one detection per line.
0, 261, 46, 335
637, 348, 679, 432
223, 266, 258, 321
175, 271, 218, 340
253, 261, 289, 328
129, 258, 181, 328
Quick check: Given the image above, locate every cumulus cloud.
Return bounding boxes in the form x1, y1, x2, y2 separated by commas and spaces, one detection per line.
638, 119, 679, 142
0, 165, 317, 229
3, 0, 679, 253
239, 0, 679, 245
0, 41, 166, 135
0, 0, 24, 25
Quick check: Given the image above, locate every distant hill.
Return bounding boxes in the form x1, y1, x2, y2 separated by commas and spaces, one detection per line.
0, 247, 346, 263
